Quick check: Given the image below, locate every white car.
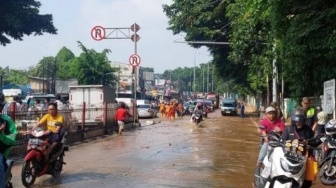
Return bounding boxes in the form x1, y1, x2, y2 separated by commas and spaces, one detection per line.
137, 104, 157, 118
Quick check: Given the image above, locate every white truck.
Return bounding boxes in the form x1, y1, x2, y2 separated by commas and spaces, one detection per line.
69, 85, 118, 122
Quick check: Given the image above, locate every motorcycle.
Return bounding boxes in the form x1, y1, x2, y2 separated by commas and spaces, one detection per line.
21, 128, 69, 187
192, 111, 202, 126
318, 135, 336, 185
254, 131, 308, 188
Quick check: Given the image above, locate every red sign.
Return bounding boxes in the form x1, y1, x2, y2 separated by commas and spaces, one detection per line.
91, 26, 106, 41
129, 54, 141, 67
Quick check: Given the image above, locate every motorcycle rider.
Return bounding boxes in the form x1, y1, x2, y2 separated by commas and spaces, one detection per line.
281, 108, 315, 188
256, 106, 285, 167
191, 103, 203, 122
0, 93, 18, 188
34, 102, 64, 162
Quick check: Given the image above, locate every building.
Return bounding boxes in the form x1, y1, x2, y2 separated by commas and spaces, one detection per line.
28, 76, 78, 97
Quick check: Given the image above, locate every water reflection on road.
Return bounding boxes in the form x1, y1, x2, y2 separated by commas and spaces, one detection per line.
10, 111, 268, 188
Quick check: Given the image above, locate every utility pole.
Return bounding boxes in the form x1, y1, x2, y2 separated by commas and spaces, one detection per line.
212, 64, 214, 91
193, 52, 196, 93
207, 62, 209, 93
202, 68, 205, 94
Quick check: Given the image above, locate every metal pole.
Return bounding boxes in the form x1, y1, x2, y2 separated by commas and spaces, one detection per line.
202, 68, 204, 94
133, 23, 138, 100
193, 53, 196, 93
212, 64, 214, 91
207, 62, 209, 93
117, 65, 120, 97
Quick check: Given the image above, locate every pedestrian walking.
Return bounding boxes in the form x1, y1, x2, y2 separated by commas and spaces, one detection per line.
159, 102, 165, 118
240, 102, 245, 118
115, 102, 132, 136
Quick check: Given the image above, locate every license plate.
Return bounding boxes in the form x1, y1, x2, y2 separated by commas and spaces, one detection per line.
29, 138, 44, 146
225, 111, 231, 114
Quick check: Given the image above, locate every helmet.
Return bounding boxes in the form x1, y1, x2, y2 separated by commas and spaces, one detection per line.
291, 109, 305, 123
325, 119, 336, 136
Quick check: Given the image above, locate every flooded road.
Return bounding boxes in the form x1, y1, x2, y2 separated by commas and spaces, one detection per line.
9, 110, 325, 187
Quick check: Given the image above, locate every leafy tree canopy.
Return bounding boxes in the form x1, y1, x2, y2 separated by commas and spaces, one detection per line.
0, 0, 57, 46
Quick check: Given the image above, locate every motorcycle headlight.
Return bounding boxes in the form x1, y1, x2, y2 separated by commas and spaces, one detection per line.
280, 158, 303, 174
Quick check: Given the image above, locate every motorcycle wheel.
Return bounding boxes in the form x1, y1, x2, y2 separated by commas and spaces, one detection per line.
51, 155, 64, 177
21, 160, 36, 188
319, 159, 336, 185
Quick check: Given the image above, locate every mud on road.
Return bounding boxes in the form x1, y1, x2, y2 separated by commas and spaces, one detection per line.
9, 110, 325, 187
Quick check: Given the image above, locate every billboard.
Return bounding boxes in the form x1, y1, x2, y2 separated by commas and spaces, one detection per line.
155, 79, 165, 86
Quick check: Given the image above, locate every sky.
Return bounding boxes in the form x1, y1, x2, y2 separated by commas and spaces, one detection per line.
0, 0, 213, 74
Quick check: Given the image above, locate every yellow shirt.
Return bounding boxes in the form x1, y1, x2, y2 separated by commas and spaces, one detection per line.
39, 114, 64, 133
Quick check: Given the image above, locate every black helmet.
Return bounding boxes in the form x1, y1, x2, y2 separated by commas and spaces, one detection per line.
291, 109, 305, 123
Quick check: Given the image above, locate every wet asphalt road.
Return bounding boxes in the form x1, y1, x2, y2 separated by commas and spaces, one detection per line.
9, 110, 326, 188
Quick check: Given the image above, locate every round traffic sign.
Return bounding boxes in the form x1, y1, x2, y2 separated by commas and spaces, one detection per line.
129, 54, 141, 67
91, 26, 106, 41
130, 23, 140, 32
130, 34, 140, 42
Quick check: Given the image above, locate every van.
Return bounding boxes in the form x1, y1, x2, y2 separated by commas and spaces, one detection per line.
221, 98, 238, 116
116, 98, 139, 123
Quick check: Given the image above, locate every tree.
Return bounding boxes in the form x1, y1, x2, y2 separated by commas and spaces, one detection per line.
55, 47, 76, 79
271, 0, 336, 98
0, 0, 57, 46
74, 41, 117, 85
163, 0, 251, 95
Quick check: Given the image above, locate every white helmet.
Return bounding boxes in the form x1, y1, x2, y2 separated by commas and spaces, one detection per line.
325, 119, 336, 136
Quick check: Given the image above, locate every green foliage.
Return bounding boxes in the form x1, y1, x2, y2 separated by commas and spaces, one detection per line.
271, 0, 336, 98
75, 41, 117, 85
0, 67, 28, 85
55, 47, 76, 79
0, 0, 57, 46
164, 0, 336, 99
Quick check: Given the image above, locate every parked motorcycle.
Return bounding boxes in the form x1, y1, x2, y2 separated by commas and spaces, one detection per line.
318, 135, 336, 185
254, 131, 308, 188
21, 128, 68, 187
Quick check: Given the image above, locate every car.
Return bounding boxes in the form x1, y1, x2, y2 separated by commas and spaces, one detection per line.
137, 104, 157, 118
221, 98, 238, 116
